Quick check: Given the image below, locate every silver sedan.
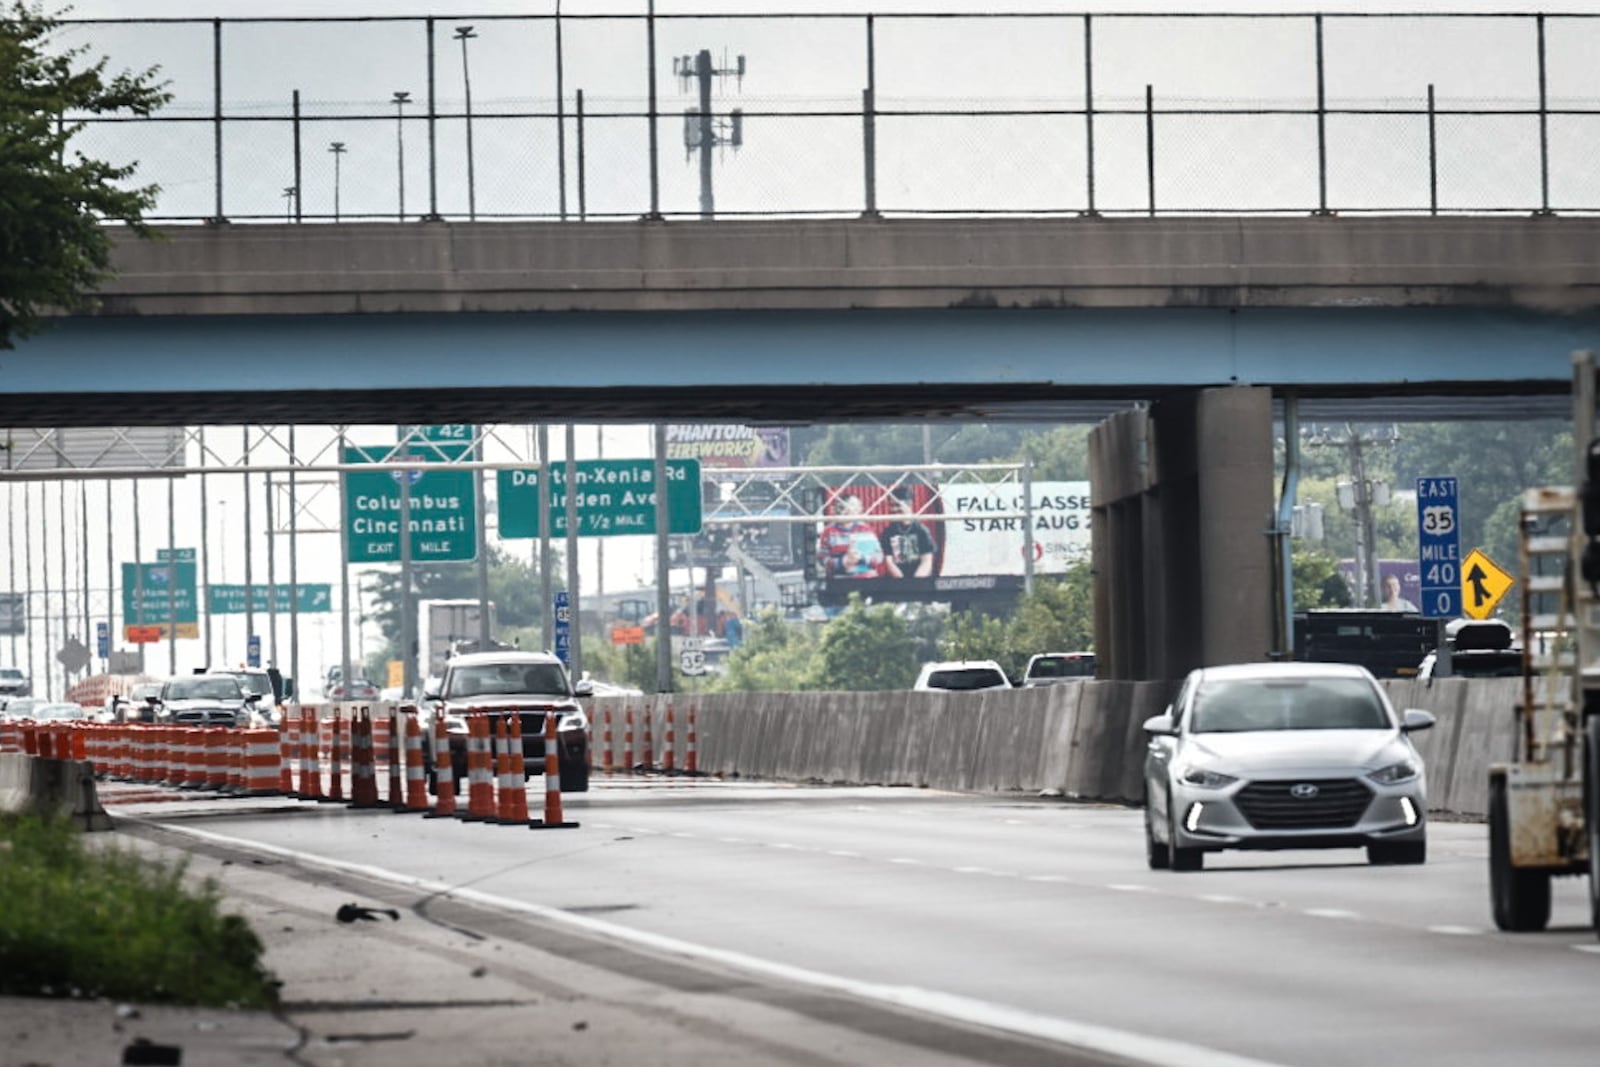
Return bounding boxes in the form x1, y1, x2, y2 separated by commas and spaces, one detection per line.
1143, 661, 1434, 871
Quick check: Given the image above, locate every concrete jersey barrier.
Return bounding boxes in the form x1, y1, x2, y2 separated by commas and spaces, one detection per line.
593, 677, 1520, 817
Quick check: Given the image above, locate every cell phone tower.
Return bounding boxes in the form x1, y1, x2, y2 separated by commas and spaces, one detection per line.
674, 49, 745, 219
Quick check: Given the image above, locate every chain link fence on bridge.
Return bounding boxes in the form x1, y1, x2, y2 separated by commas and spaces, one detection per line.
48, 11, 1600, 222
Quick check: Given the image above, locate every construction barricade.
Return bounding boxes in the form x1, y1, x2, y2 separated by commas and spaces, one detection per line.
461, 712, 495, 821
349, 709, 383, 809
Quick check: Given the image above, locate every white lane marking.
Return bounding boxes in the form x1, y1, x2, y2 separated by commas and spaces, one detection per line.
771, 843, 804, 851
717, 837, 748, 844
627, 827, 658, 835
147, 820, 1297, 1067
1427, 925, 1483, 936
669, 832, 695, 839
1303, 909, 1361, 921
887, 856, 924, 865
1571, 944, 1600, 955
954, 866, 1000, 875
1107, 883, 1154, 893
826, 850, 862, 858
1025, 874, 1073, 884
1198, 894, 1247, 905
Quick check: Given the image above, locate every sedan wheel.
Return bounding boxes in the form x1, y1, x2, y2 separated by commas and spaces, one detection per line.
1145, 805, 1171, 870
1367, 838, 1426, 865
1168, 793, 1203, 872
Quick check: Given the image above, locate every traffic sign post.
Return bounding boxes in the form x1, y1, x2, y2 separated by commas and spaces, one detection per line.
247, 634, 262, 668
1460, 547, 1515, 620
1415, 477, 1462, 619
95, 621, 109, 660
554, 591, 571, 666
342, 443, 477, 563
498, 459, 703, 539
1416, 476, 1462, 678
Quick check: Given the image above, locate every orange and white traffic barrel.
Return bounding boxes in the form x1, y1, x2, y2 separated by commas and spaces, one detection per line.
601, 705, 614, 776
279, 713, 296, 794
402, 711, 429, 812
325, 710, 346, 802
300, 706, 323, 800
242, 729, 281, 795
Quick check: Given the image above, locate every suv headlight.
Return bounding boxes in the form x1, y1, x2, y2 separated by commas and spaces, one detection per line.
1368, 759, 1419, 785
1179, 765, 1238, 789
558, 709, 588, 733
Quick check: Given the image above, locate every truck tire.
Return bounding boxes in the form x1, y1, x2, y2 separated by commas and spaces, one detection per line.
1489, 774, 1552, 932
1587, 714, 1600, 938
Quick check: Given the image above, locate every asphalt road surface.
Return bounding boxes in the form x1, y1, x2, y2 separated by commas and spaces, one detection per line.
109, 778, 1600, 1067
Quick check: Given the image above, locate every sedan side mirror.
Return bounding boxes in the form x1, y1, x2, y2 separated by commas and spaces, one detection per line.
1401, 708, 1437, 733
1142, 713, 1177, 736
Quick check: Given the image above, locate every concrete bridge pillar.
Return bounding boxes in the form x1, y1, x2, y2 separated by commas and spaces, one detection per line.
1090, 386, 1276, 681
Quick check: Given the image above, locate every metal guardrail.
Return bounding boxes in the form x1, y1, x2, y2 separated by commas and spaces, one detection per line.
52, 11, 1600, 223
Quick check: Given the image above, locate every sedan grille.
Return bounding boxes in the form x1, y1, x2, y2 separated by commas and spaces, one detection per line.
1235, 778, 1372, 830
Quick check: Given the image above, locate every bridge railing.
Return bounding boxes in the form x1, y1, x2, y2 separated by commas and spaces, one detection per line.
50, 10, 1600, 223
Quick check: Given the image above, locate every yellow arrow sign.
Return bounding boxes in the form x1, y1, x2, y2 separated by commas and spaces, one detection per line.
1460, 547, 1515, 620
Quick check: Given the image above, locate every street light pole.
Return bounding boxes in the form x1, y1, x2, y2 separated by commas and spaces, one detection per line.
454, 25, 478, 221
328, 141, 347, 222
392, 91, 411, 221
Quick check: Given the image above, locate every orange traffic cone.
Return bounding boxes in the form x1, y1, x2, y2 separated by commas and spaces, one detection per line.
496, 713, 530, 825
403, 711, 430, 812
461, 713, 495, 821
424, 712, 457, 819
530, 704, 579, 830
349, 710, 383, 809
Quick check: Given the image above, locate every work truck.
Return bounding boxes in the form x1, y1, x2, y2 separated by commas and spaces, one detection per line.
1487, 350, 1600, 935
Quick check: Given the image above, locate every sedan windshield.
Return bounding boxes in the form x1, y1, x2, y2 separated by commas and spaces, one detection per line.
1190, 677, 1391, 733
447, 663, 570, 698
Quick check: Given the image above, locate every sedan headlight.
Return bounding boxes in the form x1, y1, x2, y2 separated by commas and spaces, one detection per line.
1368, 759, 1420, 785
1179, 765, 1238, 789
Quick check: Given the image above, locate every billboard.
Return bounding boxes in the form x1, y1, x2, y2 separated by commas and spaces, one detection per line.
665, 424, 790, 469
812, 480, 1090, 605
940, 482, 1091, 577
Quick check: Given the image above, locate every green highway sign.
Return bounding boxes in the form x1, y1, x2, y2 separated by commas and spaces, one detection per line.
419, 424, 474, 443
156, 547, 196, 563
122, 561, 199, 624
342, 443, 477, 563
208, 584, 333, 614
498, 459, 703, 538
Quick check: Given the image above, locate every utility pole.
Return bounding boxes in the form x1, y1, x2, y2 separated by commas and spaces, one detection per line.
1306, 423, 1400, 607
674, 49, 745, 219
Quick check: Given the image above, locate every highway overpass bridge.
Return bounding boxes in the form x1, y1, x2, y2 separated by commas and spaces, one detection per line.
6, 214, 1599, 681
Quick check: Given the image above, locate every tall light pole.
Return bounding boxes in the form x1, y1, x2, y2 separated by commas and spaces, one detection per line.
392, 91, 411, 221
281, 185, 296, 222
328, 141, 347, 222
454, 25, 478, 221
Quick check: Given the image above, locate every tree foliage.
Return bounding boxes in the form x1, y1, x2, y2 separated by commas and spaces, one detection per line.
1, 3, 171, 348
940, 566, 1094, 679
813, 595, 921, 691
712, 609, 822, 692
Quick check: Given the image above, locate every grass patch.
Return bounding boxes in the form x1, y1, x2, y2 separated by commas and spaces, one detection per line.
0, 815, 280, 1008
